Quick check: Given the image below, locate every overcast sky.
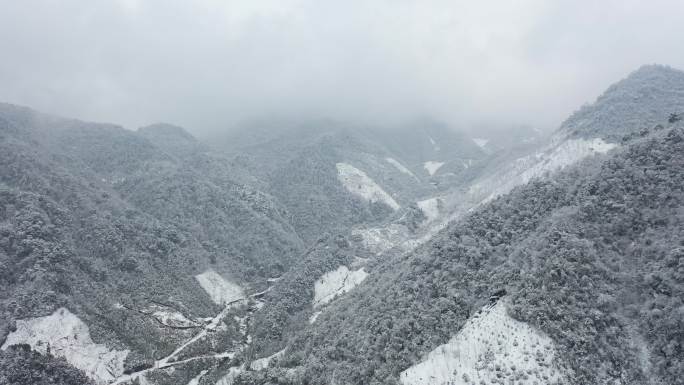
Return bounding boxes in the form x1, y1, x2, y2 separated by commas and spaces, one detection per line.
1, 0, 684, 135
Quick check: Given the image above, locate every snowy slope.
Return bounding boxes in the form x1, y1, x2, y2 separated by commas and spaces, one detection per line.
469, 137, 617, 203
213, 350, 285, 385
309, 311, 322, 324
313, 265, 369, 307
386, 157, 418, 180
423, 161, 445, 176
336, 162, 400, 210
195, 270, 246, 305
400, 300, 567, 385
1, 308, 130, 384
560, 64, 684, 140
472, 138, 489, 149
428, 136, 440, 151
352, 224, 412, 255
150, 307, 199, 328
417, 197, 441, 223
352, 137, 618, 264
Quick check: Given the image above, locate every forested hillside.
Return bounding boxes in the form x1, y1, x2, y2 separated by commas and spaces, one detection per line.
3, 0, 684, 381
0, 103, 306, 383
0, 345, 94, 385
561, 64, 684, 140
244, 124, 683, 385
214, 119, 486, 243
2, 63, 684, 385
0, 102, 493, 385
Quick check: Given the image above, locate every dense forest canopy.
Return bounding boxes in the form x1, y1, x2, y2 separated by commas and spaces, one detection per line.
0, 47, 683, 385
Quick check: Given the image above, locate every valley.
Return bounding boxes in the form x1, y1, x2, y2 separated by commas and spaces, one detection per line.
1, 65, 683, 385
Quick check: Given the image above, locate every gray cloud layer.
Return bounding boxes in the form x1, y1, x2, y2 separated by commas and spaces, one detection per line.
1, 0, 683, 135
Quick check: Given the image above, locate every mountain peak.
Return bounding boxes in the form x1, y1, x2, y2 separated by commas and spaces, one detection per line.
629, 63, 683, 78
559, 64, 684, 140
138, 123, 196, 141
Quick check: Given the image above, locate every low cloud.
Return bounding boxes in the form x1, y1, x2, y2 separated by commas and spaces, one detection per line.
1, 0, 683, 135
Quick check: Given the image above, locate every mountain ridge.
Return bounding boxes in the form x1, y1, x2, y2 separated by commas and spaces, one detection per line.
1, 64, 683, 385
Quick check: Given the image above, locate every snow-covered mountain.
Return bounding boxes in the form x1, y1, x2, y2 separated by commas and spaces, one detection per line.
350, 64, 684, 258
561, 64, 684, 140
2, 64, 684, 385
211, 119, 486, 243
0, 104, 303, 384
226, 65, 684, 385
262, 120, 684, 385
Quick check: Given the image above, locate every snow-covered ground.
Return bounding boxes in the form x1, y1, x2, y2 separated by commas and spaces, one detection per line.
336, 163, 400, 210
472, 137, 489, 149
250, 349, 286, 370
309, 311, 322, 324
111, 280, 274, 385
195, 270, 246, 305
352, 223, 411, 255
428, 136, 440, 151
400, 300, 567, 385
417, 197, 441, 223
386, 157, 419, 180
469, 137, 617, 204
1, 308, 129, 384
423, 161, 445, 176
362, 137, 619, 258
150, 306, 199, 328
112, 285, 263, 384
313, 265, 369, 307
359, 137, 618, 259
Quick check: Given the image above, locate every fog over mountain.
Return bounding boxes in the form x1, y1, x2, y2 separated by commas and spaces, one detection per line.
1, 2, 683, 385
2, 1, 684, 135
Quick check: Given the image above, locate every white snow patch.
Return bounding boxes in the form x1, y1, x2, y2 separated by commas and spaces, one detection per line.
386, 157, 418, 179
472, 138, 489, 149
400, 300, 567, 385
250, 349, 286, 370
309, 311, 322, 324
428, 136, 440, 151
215, 366, 244, 385
336, 163, 400, 210
1, 308, 129, 384
417, 198, 441, 223
352, 224, 411, 255
151, 308, 198, 328
423, 161, 445, 176
469, 137, 618, 204
195, 270, 245, 305
313, 265, 368, 307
